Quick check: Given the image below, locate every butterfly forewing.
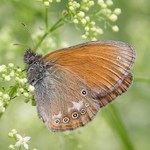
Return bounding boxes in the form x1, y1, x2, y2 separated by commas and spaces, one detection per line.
43, 40, 135, 95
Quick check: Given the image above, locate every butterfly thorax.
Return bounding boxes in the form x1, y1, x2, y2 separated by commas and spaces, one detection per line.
24, 49, 48, 86
27, 63, 47, 86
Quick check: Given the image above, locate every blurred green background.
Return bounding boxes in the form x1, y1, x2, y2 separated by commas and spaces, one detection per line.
0, 0, 150, 150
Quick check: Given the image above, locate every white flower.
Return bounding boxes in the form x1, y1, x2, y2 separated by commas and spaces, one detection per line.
8, 144, 15, 150
4, 75, 11, 81
19, 78, 27, 84
109, 14, 118, 22
81, 34, 87, 39
85, 16, 90, 21
112, 25, 119, 32
81, 18, 87, 25
97, 28, 103, 34
88, 1, 94, 6
77, 11, 85, 18
8, 63, 14, 68
11, 129, 17, 134
90, 21, 95, 25
91, 37, 97, 41
0, 92, 3, 96
15, 134, 31, 150
3, 94, 10, 100
97, 0, 104, 5
114, 8, 121, 15
10, 71, 15, 77
0, 101, 5, 113
17, 68, 22, 72
73, 18, 79, 24
106, 0, 113, 6
19, 88, 24, 93
24, 92, 29, 97
85, 26, 90, 31
0, 65, 6, 72
69, 6, 74, 11
44, 1, 49, 6
28, 85, 35, 92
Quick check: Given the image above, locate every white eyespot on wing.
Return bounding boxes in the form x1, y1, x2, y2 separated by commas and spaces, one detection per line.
80, 108, 86, 115
54, 119, 60, 125
52, 111, 62, 119
72, 112, 79, 119
117, 56, 122, 61
68, 101, 83, 113
81, 89, 88, 96
63, 117, 70, 123
85, 102, 90, 107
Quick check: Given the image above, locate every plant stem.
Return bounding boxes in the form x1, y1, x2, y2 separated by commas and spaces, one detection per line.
45, 6, 49, 30
134, 77, 150, 84
34, 18, 64, 51
103, 104, 135, 150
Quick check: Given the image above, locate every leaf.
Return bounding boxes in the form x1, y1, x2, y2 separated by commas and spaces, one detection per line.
8, 86, 18, 98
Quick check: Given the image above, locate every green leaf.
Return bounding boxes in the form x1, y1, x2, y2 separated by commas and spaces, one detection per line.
8, 86, 18, 98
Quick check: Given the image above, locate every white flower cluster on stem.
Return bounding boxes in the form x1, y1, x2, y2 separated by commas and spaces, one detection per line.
0, 63, 35, 115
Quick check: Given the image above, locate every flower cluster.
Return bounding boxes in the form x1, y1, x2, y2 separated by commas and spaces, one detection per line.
98, 0, 121, 32
65, 0, 121, 40
37, 0, 61, 7
0, 63, 35, 116
35, 0, 121, 41
8, 129, 37, 150
33, 0, 121, 50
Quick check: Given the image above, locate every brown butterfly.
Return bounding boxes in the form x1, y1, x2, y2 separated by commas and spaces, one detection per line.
24, 40, 135, 132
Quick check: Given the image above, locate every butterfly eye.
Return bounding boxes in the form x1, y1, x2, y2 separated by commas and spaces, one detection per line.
63, 117, 70, 123
81, 89, 87, 96
80, 108, 86, 115
72, 112, 79, 119
31, 78, 35, 84
30, 78, 38, 85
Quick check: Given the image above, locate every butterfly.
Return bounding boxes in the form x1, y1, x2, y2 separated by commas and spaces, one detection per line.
24, 40, 135, 132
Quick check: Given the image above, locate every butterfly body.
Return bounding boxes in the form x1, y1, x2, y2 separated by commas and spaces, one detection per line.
24, 40, 135, 132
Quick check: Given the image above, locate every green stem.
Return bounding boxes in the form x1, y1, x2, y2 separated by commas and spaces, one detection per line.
33, 32, 48, 51
45, 6, 49, 30
134, 77, 150, 84
33, 18, 64, 51
103, 104, 135, 150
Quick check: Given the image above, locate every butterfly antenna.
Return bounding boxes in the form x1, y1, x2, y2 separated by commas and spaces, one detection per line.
21, 22, 35, 49
13, 43, 30, 49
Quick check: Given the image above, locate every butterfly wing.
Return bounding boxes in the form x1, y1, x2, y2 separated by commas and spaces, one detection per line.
34, 64, 133, 131
33, 40, 135, 131
99, 72, 133, 107
34, 65, 100, 131
43, 40, 135, 95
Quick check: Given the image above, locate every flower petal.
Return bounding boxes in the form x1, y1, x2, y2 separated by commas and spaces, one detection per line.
24, 136, 31, 142
24, 143, 29, 150
16, 134, 22, 140
15, 141, 21, 147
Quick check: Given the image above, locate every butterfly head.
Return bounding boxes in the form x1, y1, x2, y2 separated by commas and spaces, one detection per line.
24, 49, 46, 86
24, 49, 42, 65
